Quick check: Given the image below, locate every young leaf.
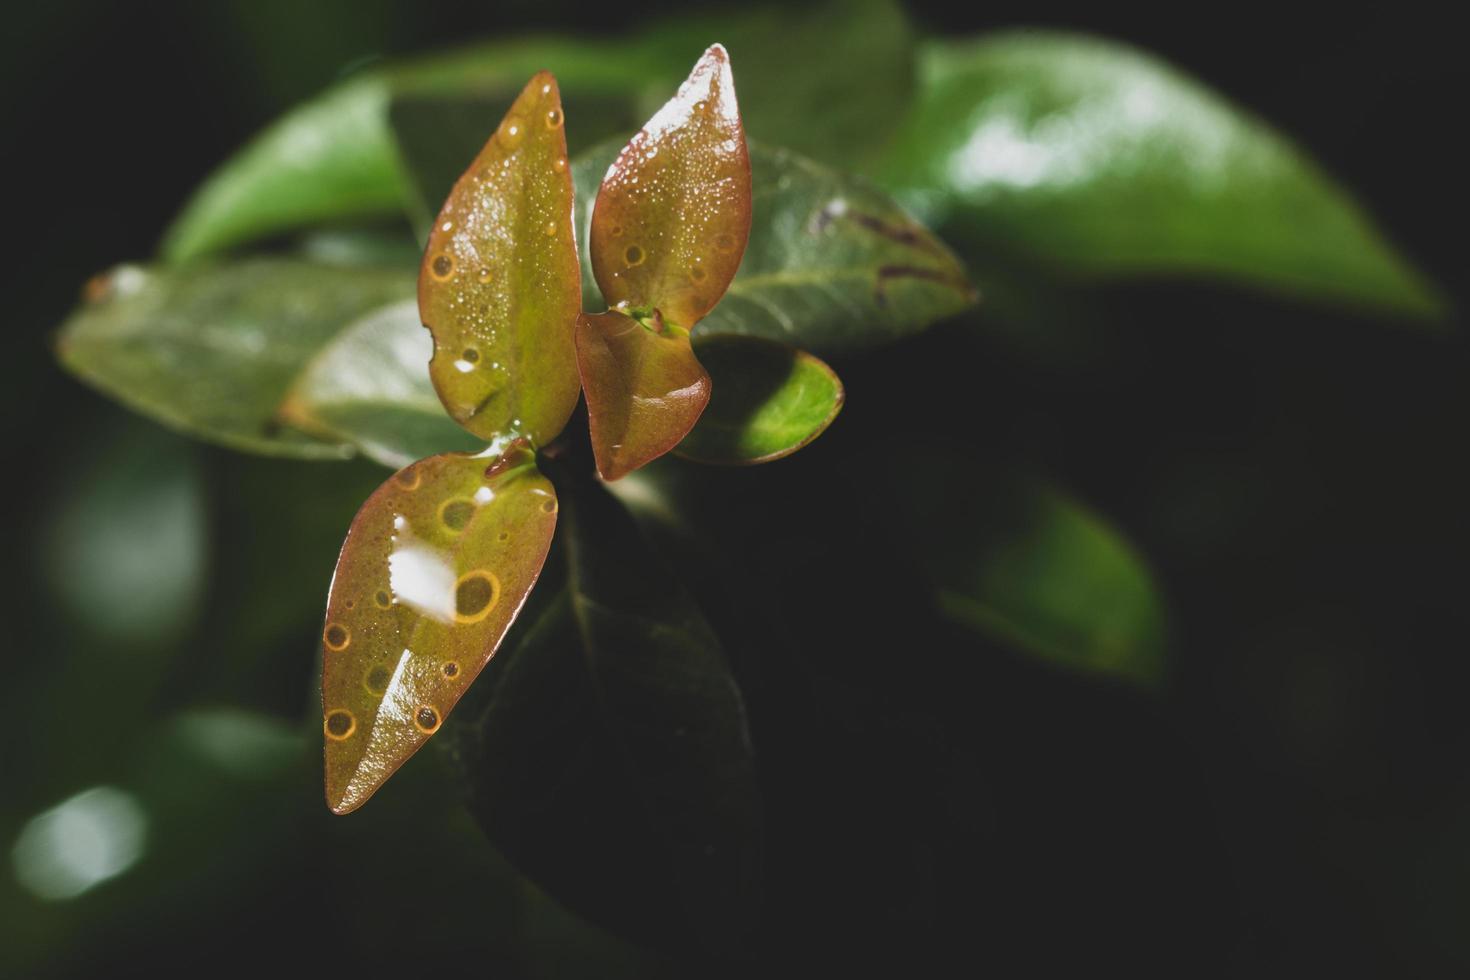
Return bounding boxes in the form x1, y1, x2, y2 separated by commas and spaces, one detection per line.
676, 335, 844, 465
321, 443, 558, 814
879, 32, 1442, 317
279, 300, 482, 469
418, 72, 581, 448
575, 141, 976, 353
589, 44, 751, 330
55, 259, 415, 459
575, 310, 711, 481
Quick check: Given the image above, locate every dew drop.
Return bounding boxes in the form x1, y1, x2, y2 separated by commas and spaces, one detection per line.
713, 232, 737, 253
440, 220, 454, 233
499, 116, 526, 148
324, 709, 356, 740
552, 157, 567, 173
544, 221, 558, 237
442, 661, 460, 679
323, 623, 350, 652
540, 498, 557, 514
690, 262, 707, 282
453, 570, 501, 623
414, 706, 441, 733
395, 468, 421, 490
439, 498, 476, 532
693, 100, 708, 114
624, 244, 645, 267
477, 267, 492, 283
374, 590, 392, 609
545, 107, 563, 129
364, 664, 391, 695
461, 347, 480, 364
430, 253, 455, 280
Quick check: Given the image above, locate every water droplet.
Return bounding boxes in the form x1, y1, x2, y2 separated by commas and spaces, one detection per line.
430, 253, 455, 280
713, 232, 737, 253
453, 570, 500, 623
440, 220, 454, 233
552, 157, 567, 173
610, 224, 624, 237
540, 498, 557, 514
324, 709, 356, 740
461, 348, 480, 364
545, 108, 562, 129
364, 664, 391, 695
497, 531, 510, 542
690, 260, 707, 282
499, 116, 525, 149
323, 623, 350, 652
477, 267, 492, 283
544, 221, 558, 237
373, 590, 392, 609
624, 244, 645, 267
395, 468, 421, 490
439, 498, 476, 532
414, 706, 441, 733
442, 661, 460, 678
693, 100, 708, 114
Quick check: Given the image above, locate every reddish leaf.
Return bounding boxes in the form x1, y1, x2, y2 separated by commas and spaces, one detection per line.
575, 310, 711, 481
321, 442, 557, 813
589, 44, 752, 329
418, 72, 581, 447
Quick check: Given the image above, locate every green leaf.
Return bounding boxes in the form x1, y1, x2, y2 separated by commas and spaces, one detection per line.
55, 258, 415, 459
890, 448, 1167, 688
879, 32, 1442, 317
280, 300, 480, 468
677, 335, 844, 464
161, 1, 913, 262
574, 140, 976, 353
443, 472, 760, 952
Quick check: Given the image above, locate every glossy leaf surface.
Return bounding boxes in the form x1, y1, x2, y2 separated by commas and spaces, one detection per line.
322, 444, 558, 813
676, 335, 844, 465
576, 141, 975, 353
55, 259, 414, 459
590, 44, 751, 329
418, 72, 581, 447
280, 300, 481, 469
879, 32, 1441, 316
576, 310, 711, 481
890, 449, 1166, 687
162, 2, 910, 262
443, 473, 760, 951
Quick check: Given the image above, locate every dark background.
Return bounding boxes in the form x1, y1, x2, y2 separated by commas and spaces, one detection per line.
2, 2, 1465, 975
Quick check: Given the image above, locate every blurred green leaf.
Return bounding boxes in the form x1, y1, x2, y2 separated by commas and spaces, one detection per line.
281, 299, 481, 468
890, 448, 1167, 687
678, 335, 844, 465
162, 1, 913, 262
55, 259, 415, 459
879, 32, 1441, 316
574, 140, 976, 353
443, 474, 760, 952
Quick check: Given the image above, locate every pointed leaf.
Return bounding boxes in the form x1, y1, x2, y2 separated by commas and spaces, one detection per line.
279, 300, 482, 468
575, 310, 711, 481
590, 44, 751, 329
575, 140, 976, 353
676, 335, 844, 465
418, 72, 581, 447
879, 32, 1442, 316
55, 259, 415, 459
443, 473, 760, 951
321, 443, 558, 814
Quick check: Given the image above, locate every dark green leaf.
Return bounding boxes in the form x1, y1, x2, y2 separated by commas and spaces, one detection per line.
890, 448, 1167, 688
280, 300, 481, 468
575, 140, 976, 353
677, 335, 844, 464
443, 473, 759, 952
879, 32, 1442, 317
55, 259, 415, 459
162, 1, 913, 262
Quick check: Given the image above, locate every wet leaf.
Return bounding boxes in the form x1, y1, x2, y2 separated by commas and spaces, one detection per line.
418, 72, 582, 448
321, 443, 558, 814
443, 473, 760, 952
676, 335, 843, 465
575, 310, 711, 481
55, 259, 415, 459
162, 1, 912, 262
890, 448, 1167, 687
280, 300, 481, 469
879, 32, 1442, 317
575, 141, 975, 353
589, 44, 751, 329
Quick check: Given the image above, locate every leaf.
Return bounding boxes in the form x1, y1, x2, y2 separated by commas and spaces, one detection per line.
589, 44, 751, 330
889, 448, 1167, 687
575, 310, 711, 481
279, 300, 482, 469
418, 72, 581, 447
161, 1, 913, 262
575, 140, 976, 353
321, 442, 558, 814
878, 32, 1442, 317
443, 472, 760, 951
676, 334, 844, 465
55, 259, 415, 459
